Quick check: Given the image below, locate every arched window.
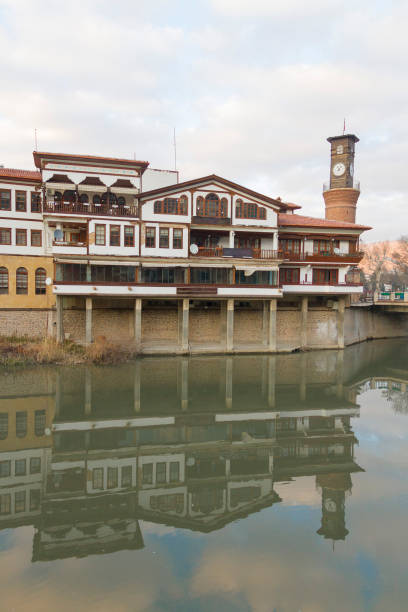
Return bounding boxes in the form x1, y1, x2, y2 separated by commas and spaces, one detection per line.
54, 191, 62, 202
117, 196, 126, 207
0, 267, 8, 294
101, 192, 117, 206
79, 193, 89, 204
205, 193, 220, 217
235, 198, 243, 218
62, 190, 76, 203
220, 197, 228, 217
35, 268, 46, 295
93, 194, 101, 205
196, 196, 204, 216
179, 195, 188, 215
16, 267, 28, 295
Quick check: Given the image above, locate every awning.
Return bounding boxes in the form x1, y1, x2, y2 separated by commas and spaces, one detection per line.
234, 265, 278, 272
141, 262, 189, 268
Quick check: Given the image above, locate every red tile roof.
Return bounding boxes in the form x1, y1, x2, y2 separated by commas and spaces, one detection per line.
33, 151, 149, 171
278, 213, 371, 231
0, 167, 41, 181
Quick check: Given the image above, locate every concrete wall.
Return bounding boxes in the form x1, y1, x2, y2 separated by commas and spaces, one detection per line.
1, 302, 408, 353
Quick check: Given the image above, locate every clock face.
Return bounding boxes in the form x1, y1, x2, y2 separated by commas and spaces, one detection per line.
325, 499, 337, 512
333, 162, 345, 177
349, 162, 354, 177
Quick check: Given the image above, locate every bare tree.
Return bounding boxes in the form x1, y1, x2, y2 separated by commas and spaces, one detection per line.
361, 241, 394, 292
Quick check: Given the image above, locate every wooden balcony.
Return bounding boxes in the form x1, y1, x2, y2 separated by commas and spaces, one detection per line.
192, 247, 279, 259
44, 201, 139, 218
280, 250, 364, 263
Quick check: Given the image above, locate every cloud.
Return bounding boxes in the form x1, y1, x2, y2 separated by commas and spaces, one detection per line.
0, 0, 407, 240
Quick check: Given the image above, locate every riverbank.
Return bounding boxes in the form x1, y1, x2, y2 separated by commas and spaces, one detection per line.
0, 336, 138, 366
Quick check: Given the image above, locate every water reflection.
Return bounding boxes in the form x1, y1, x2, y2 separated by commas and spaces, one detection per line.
0, 339, 407, 565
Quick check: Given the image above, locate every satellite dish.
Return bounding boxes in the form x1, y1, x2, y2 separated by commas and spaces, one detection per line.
190, 243, 199, 255
45, 277, 52, 286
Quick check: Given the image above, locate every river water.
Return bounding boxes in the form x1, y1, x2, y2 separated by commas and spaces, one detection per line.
0, 339, 407, 611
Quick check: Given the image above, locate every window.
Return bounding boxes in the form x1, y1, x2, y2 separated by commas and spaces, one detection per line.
34, 410, 46, 435
16, 411, 27, 437
16, 268, 28, 294
16, 229, 27, 246
31, 230, 42, 246
30, 489, 41, 511
173, 228, 182, 249
159, 228, 169, 248
117, 196, 126, 207
93, 194, 101, 205
313, 268, 338, 284
0, 268, 8, 295
56, 263, 87, 282
0, 461, 11, 478
121, 465, 132, 487
124, 226, 134, 247
196, 193, 227, 218
15, 459, 26, 476
35, 269, 46, 295
236, 270, 277, 285
30, 457, 41, 474
156, 462, 167, 484
169, 462, 180, 482
0, 494, 11, 515
95, 224, 106, 246
16, 191, 27, 212
110, 225, 120, 246
0, 190, 11, 211
79, 193, 89, 204
279, 239, 301, 254
190, 267, 228, 284
145, 227, 156, 248
92, 468, 104, 490
313, 240, 331, 254
141, 267, 184, 284
90, 265, 135, 283
235, 199, 266, 219
107, 467, 118, 489
31, 192, 41, 212
102, 192, 117, 206
0, 228, 11, 245
280, 268, 300, 284
142, 463, 153, 484
15, 490, 26, 513
154, 196, 188, 215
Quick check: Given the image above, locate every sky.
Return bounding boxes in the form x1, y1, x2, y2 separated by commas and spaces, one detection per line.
0, 0, 407, 242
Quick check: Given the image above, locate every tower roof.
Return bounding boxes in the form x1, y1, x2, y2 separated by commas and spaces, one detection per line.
327, 134, 359, 143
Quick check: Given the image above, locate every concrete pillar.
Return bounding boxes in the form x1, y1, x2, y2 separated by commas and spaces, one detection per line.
336, 350, 344, 398
134, 360, 141, 412
262, 302, 269, 347
225, 458, 231, 477
226, 299, 234, 351
229, 230, 235, 248
225, 356, 233, 409
299, 352, 307, 401
300, 296, 308, 349
54, 371, 62, 418
337, 296, 345, 349
134, 298, 142, 349
268, 299, 277, 352
181, 358, 189, 411
178, 299, 189, 352
85, 297, 93, 346
84, 367, 92, 415
267, 355, 276, 408
56, 295, 64, 343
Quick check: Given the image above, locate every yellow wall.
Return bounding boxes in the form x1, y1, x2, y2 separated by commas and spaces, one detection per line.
0, 396, 54, 452
0, 255, 55, 308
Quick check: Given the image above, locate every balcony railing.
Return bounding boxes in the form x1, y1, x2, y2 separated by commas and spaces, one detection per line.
44, 201, 139, 217
53, 240, 87, 247
280, 250, 364, 262
192, 216, 231, 225
192, 247, 279, 259
279, 281, 361, 287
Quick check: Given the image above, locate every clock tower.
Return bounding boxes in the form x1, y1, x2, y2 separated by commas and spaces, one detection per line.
323, 133, 360, 224
316, 472, 352, 543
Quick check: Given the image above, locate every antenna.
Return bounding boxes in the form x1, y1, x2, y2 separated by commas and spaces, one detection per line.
34, 128, 38, 151
343, 118, 346, 135
173, 127, 177, 171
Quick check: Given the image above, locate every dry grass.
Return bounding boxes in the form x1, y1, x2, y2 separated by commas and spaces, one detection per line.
0, 335, 138, 367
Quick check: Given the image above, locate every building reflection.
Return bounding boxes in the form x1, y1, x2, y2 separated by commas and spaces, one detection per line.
2, 342, 404, 562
